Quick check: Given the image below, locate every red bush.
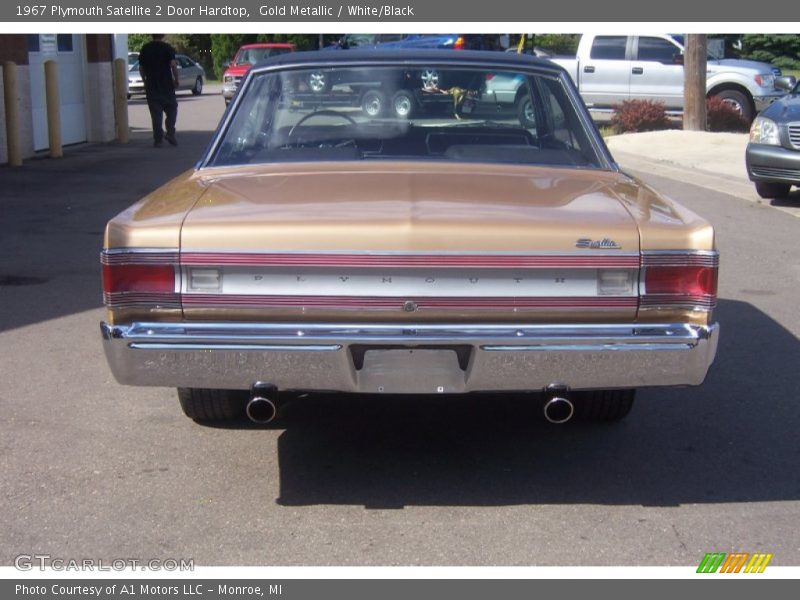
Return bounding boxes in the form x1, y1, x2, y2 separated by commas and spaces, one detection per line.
610, 99, 671, 133
706, 96, 749, 132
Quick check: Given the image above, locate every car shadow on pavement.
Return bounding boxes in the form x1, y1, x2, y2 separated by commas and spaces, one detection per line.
268, 298, 800, 508
0, 130, 214, 333
769, 189, 800, 207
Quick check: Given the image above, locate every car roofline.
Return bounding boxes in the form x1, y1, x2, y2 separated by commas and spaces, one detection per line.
246, 49, 566, 77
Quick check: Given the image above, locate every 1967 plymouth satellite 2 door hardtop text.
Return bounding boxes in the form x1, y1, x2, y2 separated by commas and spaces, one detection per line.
101, 51, 719, 425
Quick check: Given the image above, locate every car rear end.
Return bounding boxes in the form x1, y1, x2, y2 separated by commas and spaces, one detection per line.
101, 52, 719, 423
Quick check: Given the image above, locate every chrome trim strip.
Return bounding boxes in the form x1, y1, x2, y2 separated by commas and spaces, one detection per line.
101, 321, 718, 392
129, 343, 341, 352
180, 295, 638, 310
103, 248, 179, 255
641, 250, 719, 267
482, 343, 693, 352
178, 249, 640, 257
179, 252, 639, 269
101, 249, 179, 265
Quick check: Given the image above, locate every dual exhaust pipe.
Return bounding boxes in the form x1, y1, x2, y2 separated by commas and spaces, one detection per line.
543, 385, 574, 424
245, 383, 575, 425
246, 382, 280, 424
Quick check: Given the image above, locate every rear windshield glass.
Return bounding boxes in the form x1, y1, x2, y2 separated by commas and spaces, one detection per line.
209, 64, 603, 169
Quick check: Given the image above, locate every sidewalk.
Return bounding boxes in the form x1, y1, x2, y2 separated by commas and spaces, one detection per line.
605, 130, 759, 200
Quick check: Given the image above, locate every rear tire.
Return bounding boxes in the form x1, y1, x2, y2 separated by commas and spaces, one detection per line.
178, 388, 246, 422
361, 89, 387, 117
755, 181, 792, 199
392, 89, 416, 119
573, 389, 635, 422
192, 77, 203, 96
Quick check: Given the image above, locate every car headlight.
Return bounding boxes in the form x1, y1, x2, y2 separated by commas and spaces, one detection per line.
750, 116, 781, 145
754, 73, 775, 88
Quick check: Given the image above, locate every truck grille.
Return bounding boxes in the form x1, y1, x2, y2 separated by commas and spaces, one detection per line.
788, 123, 800, 150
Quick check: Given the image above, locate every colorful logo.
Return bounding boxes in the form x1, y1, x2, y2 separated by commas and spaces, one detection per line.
697, 552, 773, 573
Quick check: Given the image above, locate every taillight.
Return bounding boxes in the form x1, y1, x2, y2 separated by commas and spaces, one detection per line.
101, 251, 179, 309
640, 252, 719, 311
102, 264, 175, 294
453, 36, 465, 50
644, 266, 717, 297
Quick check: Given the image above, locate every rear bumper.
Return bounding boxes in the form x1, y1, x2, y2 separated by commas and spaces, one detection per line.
101, 321, 719, 393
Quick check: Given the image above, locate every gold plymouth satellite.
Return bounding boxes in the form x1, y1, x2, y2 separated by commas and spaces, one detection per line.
101, 51, 719, 425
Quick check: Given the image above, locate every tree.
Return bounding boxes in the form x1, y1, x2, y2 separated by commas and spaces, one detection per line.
529, 34, 580, 55
741, 35, 800, 70
127, 33, 151, 54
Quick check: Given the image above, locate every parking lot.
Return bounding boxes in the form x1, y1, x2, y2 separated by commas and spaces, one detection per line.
1, 86, 799, 566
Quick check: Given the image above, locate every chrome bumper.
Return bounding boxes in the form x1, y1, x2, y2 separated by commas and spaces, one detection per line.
101, 321, 718, 393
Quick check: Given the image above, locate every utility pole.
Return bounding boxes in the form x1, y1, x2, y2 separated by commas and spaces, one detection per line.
684, 34, 707, 131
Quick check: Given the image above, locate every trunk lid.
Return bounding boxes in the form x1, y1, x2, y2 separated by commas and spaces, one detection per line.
179, 162, 641, 322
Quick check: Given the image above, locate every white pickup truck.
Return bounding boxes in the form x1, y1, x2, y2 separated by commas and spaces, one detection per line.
549, 34, 784, 122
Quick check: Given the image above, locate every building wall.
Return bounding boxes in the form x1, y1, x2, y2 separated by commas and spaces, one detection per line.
0, 35, 35, 163
85, 34, 116, 144
1, 34, 118, 165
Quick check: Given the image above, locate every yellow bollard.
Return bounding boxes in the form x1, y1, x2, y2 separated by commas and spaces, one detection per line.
3, 61, 23, 166
44, 59, 62, 158
113, 57, 129, 143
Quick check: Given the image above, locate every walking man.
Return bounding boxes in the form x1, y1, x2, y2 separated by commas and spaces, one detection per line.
138, 34, 179, 147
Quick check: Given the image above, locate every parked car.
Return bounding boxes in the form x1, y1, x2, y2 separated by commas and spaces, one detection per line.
746, 75, 800, 198
222, 43, 295, 104
549, 34, 785, 122
128, 54, 205, 99
101, 51, 719, 426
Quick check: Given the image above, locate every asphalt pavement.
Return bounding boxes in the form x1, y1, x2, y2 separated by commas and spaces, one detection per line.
1, 87, 799, 566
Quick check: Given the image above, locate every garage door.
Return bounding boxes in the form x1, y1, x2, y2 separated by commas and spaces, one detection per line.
28, 34, 87, 151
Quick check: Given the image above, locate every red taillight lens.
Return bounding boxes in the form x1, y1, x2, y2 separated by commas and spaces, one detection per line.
102, 264, 175, 294
454, 36, 465, 50
644, 266, 718, 297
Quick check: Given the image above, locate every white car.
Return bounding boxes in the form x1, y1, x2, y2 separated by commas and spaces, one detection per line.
128, 54, 205, 99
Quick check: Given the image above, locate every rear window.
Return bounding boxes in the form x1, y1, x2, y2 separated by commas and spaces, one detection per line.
590, 36, 627, 60
210, 64, 603, 170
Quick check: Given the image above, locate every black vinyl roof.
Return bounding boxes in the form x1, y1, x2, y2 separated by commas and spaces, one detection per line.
249, 49, 566, 75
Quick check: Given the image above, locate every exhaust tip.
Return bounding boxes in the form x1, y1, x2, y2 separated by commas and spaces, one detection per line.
543, 396, 574, 424
246, 396, 277, 424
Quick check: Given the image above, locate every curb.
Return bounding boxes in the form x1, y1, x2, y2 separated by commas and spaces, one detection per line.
612, 151, 800, 219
